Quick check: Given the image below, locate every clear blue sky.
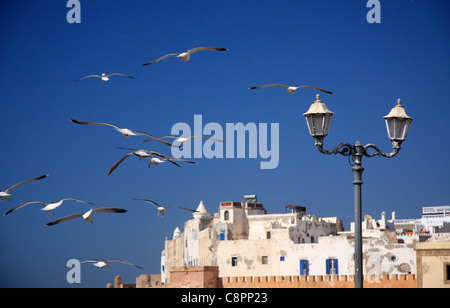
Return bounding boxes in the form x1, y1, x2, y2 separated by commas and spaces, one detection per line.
0, 0, 448, 288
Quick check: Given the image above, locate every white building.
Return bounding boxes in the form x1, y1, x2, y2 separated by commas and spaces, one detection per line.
161, 201, 211, 284
160, 195, 426, 284
216, 229, 415, 278
183, 201, 211, 267
217, 208, 416, 278
421, 205, 450, 233
394, 205, 450, 244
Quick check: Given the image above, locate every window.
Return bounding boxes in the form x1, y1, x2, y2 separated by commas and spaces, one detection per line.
326, 258, 339, 275
231, 257, 238, 267
262, 256, 269, 264
280, 256, 285, 262
219, 233, 225, 241
300, 259, 309, 276
311, 236, 315, 243
266, 231, 271, 239
446, 264, 450, 284
224, 210, 229, 221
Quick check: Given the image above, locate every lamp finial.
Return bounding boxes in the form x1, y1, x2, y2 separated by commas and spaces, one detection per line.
397, 99, 402, 105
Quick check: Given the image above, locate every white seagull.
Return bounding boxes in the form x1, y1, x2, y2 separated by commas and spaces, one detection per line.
147, 157, 173, 167
46, 207, 127, 226
76, 73, 135, 82
131, 198, 198, 217
0, 174, 48, 202
69, 119, 172, 145
143, 135, 224, 148
107, 147, 196, 176
142, 46, 228, 65
69, 259, 143, 269
4, 198, 94, 216
249, 84, 334, 95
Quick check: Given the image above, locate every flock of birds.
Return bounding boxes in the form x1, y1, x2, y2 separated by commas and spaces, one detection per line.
3, 46, 334, 272
1, 176, 127, 225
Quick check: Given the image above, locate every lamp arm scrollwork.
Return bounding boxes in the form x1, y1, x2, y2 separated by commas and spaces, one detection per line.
363, 141, 401, 158
314, 139, 353, 157
314, 139, 402, 160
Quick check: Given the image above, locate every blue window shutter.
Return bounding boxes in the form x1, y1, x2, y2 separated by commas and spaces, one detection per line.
305, 260, 309, 276
335, 259, 339, 275
326, 259, 330, 275
300, 259, 310, 276
220, 233, 225, 241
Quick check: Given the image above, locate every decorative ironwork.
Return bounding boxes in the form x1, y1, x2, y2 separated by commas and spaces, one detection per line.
315, 138, 401, 160
314, 139, 353, 156
363, 141, 400, 158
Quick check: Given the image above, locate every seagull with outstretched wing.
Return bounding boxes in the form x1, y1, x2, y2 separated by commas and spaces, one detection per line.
0, 174, 48, 202
76, 73, 134, 82
143, 135, 224, 149
249, 84, 334, 95
46, 207, 127, 226
4, 198, 94, 216
69, 119, 172, 146
107, 147, 196, 176
131, 198, 197, 217
143, 46, 228, 65
69, 259, 143, 269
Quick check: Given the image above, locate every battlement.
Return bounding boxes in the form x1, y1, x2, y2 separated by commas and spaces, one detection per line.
116, 266, 417, 288
220, 201, 242, 208
222, 273, 417, 288
220, 201, 264, 208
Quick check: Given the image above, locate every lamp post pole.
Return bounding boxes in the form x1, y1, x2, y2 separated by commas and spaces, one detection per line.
352, 142, 364, 288
303, 95, 412, 288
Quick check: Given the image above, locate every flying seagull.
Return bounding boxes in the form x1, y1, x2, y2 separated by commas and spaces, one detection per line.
76, 73, 135, 82
67, 259, 143, 269
0, 174, 48, 202
147, 157, 192, 168
143, 135, 224, 148
142, 47, 228, 65
69, 119, 172, 145
131, 198, 198, 217
249, 84, 334, 95
46, 207, 127, 226
4, 198, 94, 216
107, 147, 196, 176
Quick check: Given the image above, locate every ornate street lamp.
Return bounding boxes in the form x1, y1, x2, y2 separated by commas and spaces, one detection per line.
384, 99, 413, 146
303, 95, 412, 288
303, 94, 334, 145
